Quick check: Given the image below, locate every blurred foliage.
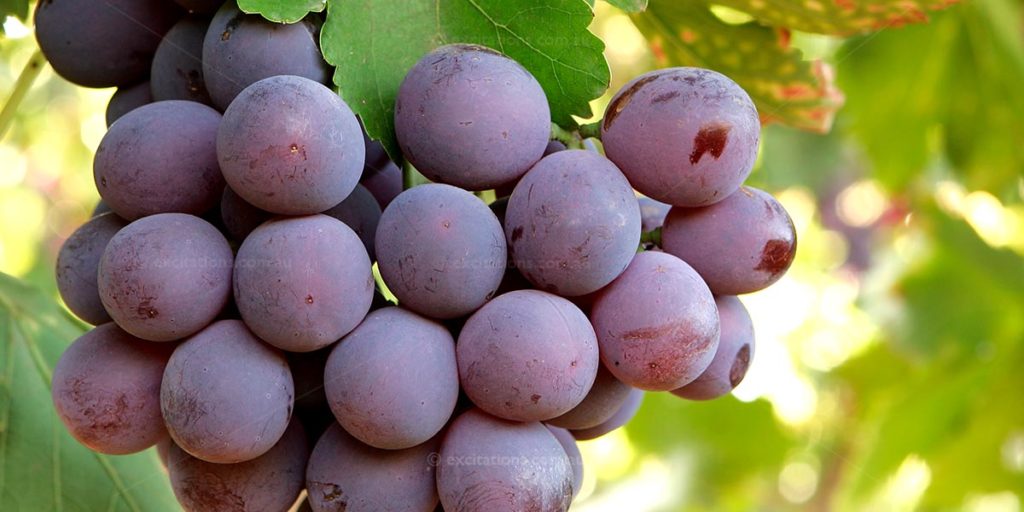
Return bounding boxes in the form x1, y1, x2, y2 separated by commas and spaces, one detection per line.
1, 0, 1022, 511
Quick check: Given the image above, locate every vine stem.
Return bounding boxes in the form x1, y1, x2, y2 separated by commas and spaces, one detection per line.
0, 49, 46, 140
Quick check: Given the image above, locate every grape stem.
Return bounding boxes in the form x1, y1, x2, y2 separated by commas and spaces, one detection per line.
578, 121, 601, 140
549, 123, 584, 149
640, 227, 662, 247
0, 49, 46, 141
402, 160, 417, 190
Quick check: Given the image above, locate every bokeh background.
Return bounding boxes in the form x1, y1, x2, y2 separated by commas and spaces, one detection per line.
1, 0, 1023, 510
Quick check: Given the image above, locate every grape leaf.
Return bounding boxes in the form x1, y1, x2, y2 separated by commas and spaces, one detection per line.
320, 0, 610, 161
604, 0, 647, 13
631, 0, 844, 133
237, 0, 325, 23
710, 0, 963, 36
0, 0, 30, 24
0, 274, 177, 511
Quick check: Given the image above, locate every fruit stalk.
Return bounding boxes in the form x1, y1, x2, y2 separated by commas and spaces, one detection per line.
0, 49, 46, 140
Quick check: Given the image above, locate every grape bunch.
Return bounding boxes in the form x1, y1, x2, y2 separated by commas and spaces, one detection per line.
44, 1, 796, 511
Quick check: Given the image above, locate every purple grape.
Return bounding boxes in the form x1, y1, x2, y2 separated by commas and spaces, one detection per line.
638, 197, 671, 233
233, 215, 374, 352
505, 149, 641, 297
673, 295, 755, 400
545, 426, 583, 498
324, 307, 458, 450
94, 101, 224, 220
590, 251, 719, 391
174, 0, 222, 13
457, 290, 599, 422
288, 347, 332, 416
361, 122, 390, 174
92, 200, 113, 218
661, 186, 798, 295
571, 388, 644, 441
106, 81, 153, 127
361, 161, 402, 210
219, 186, 272, 242
52, 323, 175, 454
56, 213, 129, 325
161, 320, 294, 463
306, 423, 439, 512
34, 0, 182, 88
98, 213, 233, 342
203, 4, 330, 110
151, 15, 212, 105
217, 75, 364, 215
375, 184, 506, 319
394, 44, 550, 190
437, 409, 572, 512
322, 185, 382, 261
547, 363, 633, 430
602, 67, 760, 207
168, 420, 308, 512
157, 437, 172, 468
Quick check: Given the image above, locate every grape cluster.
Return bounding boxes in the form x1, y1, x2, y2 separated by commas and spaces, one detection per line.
44, 2, 796, 511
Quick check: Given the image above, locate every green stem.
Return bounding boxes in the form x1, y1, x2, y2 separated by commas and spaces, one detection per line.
550, 123, 584, 149
578, 121, 602, 140
0, 49, 46, 140
640, 227, 662, 247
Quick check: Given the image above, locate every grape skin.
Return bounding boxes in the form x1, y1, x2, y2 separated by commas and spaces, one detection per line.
602, 67, 760, 207
505, 149, 641, 297
106, 82, 153, 127
97, 213, 233, 342
56, 213, 128, 325
174, 0, 222, 13
219, 186, 272, 243
151, 15, 212, 105
394, 44, 551, 190
545, 426, 583, 498
360, 160, 402, 210
457, 290, 599, 422
590, 251, 720, 391
306, 423, 440, 512
168, 420, 308, 512
52, 323, 175, 455
437, 409, 572, 512
325, 307, 458, 450
203, 4, 331, 110
95, 101, 224, 220
234, 215, 374, 352
34, 0, 181, 88
661, 186, 797, 295
673, 295, 755, 400
161, 320, 294, 464
322, 185, 382, 261
217, 75, 365, 215
547, 363, 633, 431
571, 388, 644, 441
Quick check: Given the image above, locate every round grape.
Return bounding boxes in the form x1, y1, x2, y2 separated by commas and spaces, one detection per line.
219, 186, 272, 243
322, 185, 382, 261
545, 426, 583, 498
673, 295, 755, 400
547, 363, 633, 431
56, 213, 128, 325
106, 82, 153, 127
151, 15, 212, 104
571, 388, 644, 441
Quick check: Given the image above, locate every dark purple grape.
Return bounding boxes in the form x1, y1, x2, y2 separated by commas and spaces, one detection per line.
161, 320, 294, 463
34, 0, 182, 88
361, 161, 402, 210
673, 295, 755, 400
638, 197, 671, 233
56, 213, 128, 325
219, 186, 272, 242
217, 75, 364, 215
324, 307, 458, 450
590, 251, 719, 391
661, 186, 797, 295
306, 424, 439, 512
151, 15, 212, 104
361, 122, 390, 174
92, 200, 113, 217
174, 0, 222, 13
437, 409, 572, 512
288, 347, 332, 416
547, 363, 633, 430
322, 185, 382, 261
157, 437, 172, 468
106, 82, 153, 127
545, 426, 583, 498
375, 184, 506, 319
394, 44, 550, 190
52, 323, 175, 454
457, 290, 599, 422
234, 215, 374, 352
545, 140, 568, 155
203, 4, 330, 110
571, 388, 643, 441
94, 101, 224, 220
505, 149, 641, 297
98, 213, 233, 342
602, 67, 760, 207
168, 420, 308, 512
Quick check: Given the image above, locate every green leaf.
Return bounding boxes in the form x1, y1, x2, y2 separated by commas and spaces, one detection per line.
237, 0, 325, 23
708, 0, 963, 36
320, 0, 610, 161
0, 0, 30, 24
604, 0, 647, 13
631, 0, 844, 133
0, 273, 177, 511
